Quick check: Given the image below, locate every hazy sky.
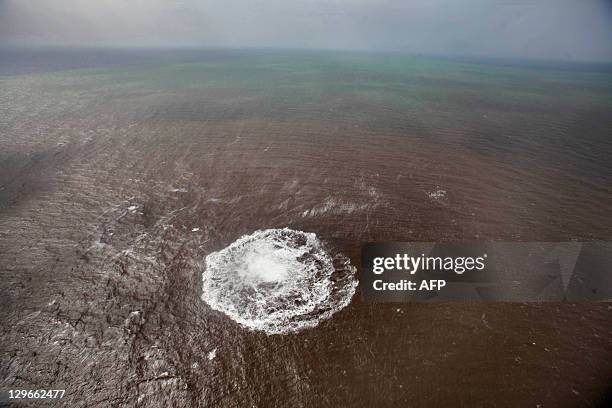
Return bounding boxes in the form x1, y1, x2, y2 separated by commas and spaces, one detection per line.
1, 0, 612, 62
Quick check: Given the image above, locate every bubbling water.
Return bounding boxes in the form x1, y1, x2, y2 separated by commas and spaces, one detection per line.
201, 228, 357, 334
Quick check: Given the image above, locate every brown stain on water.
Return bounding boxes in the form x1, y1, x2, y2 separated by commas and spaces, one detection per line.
1, 57, 611, 407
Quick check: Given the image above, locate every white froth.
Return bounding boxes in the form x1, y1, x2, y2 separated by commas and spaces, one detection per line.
428, 187, 447, 201
201, 228, 357, 334
244, 254, 290, 283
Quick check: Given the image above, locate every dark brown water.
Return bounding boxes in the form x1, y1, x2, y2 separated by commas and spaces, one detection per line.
1, 50, 611, 407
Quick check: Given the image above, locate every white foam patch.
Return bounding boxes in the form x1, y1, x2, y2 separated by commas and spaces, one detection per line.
428, 188, 447, 201
201, 228, 357, 334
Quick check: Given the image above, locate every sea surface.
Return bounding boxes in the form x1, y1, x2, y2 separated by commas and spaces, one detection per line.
1, 48, 611, 407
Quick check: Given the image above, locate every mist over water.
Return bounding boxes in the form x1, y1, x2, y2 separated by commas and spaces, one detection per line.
1, 0, 612, 63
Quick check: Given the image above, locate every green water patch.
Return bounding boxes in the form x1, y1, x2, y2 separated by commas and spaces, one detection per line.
2, 50, 611, 127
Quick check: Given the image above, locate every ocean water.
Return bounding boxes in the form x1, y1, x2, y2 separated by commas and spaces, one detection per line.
1, 49, 611, 407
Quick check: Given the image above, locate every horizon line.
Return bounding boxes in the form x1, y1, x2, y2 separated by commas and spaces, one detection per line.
2, 45, 612, 71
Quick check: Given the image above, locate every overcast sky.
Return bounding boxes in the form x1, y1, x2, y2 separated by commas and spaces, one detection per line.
1, 0, 612, 62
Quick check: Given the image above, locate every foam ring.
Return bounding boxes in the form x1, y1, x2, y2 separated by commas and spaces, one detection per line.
201, 228, 357, 334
